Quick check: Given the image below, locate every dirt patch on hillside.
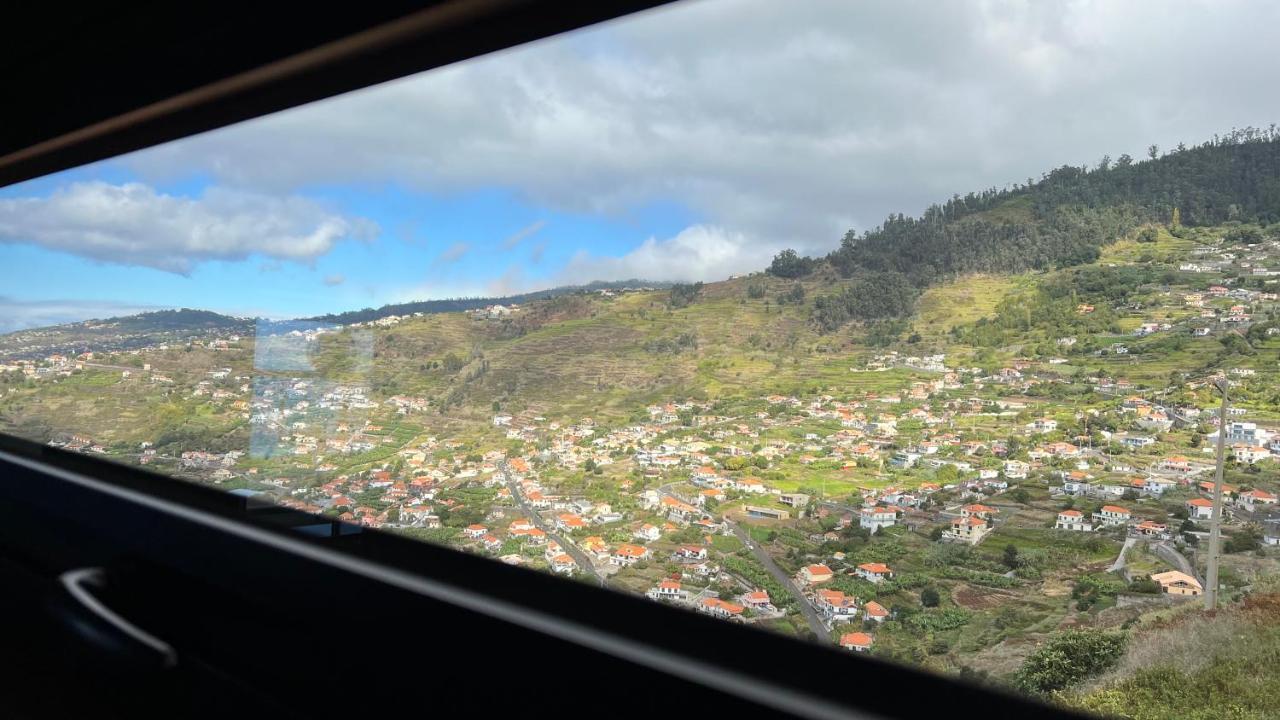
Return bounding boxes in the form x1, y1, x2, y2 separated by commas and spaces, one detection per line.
1041, 578, 1072, 597
953, 584, 1019, 610
963, 636, 1040, 677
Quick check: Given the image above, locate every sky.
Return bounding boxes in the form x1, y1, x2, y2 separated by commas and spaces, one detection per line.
3, 0, 1280, 332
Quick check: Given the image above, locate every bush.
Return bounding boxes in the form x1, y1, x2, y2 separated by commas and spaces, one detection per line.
920, 587, 941, 608
767, 249, 817, 278
906, 608, 970, 632
1128, 577, 1161, 594
1014, 629, 1127, 694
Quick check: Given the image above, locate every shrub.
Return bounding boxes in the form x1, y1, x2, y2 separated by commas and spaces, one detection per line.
920, 587, 941, 608
1015, 629, 1127, 694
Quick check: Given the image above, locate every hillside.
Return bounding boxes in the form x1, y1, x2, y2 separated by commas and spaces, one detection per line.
0, 308, 253, 361
1068, 589, 1280, 720
304, 279, 670, 326
775, 127, 1280, 331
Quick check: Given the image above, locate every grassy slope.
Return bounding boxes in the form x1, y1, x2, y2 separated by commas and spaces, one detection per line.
1068, 592, 1280, 720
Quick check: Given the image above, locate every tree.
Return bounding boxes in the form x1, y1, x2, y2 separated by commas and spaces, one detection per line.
1003, 543, 1020, 570
929, 525, 945, 541
767, 249, 817, 278
920, 587, 941, 608
1014, 629, 1126, 694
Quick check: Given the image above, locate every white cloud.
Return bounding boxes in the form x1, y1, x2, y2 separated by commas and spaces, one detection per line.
502, 219, 547, 249
560, 224, 770, 284
0, 181, 377, 274
323, 273, 346, 286
435, 241, 470, 265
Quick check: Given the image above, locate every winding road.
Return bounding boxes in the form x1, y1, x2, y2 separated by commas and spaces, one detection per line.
1152, 540, 1203, 585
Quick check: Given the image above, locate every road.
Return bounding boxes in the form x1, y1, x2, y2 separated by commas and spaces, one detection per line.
501, 461, 604, 586
1109, 537, 1138, 574
653, 482, 826, 638
728, 522, 827, 640
1152, 540, 1203, 586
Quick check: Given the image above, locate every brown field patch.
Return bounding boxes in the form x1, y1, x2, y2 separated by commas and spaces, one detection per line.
952, 583, 1019, 610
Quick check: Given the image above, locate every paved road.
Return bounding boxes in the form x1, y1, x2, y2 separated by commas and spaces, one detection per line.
728, 522, 827, 640
653, 482, 826, 639
1152, 540, 1203, 585
1109, 537, 1138, 574
501, 461, 604, 586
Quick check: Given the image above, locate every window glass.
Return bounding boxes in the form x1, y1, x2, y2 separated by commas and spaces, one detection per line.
3, 1, 1280, 714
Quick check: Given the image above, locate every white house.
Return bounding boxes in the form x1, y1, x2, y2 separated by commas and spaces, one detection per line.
1055, 509, 1092, 532
1093, 505, 1131, 527
859, 506, 897, 532
1186, 497, 1215, 521
854, 562, 894, 584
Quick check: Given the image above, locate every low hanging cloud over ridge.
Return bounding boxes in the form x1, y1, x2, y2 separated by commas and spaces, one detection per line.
0, 181, 377, 274
560, 224, 771, 284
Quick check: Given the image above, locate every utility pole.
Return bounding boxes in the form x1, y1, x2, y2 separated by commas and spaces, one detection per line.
1205, 377, 1229, 610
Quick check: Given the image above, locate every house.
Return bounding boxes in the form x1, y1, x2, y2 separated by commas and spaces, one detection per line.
1045, 442, 1081, 458
943, 515, 990, 545
549, 554, 577, 574
463, 524, 488, 539
814, 589, 859, 622
1158, 456, 1194, 475
840, 632, 874, 652
740, 590, 773, 610
646, 579, 685, 601
862, 600, 889, 623
854, 562, 894, 584
1186, 497, 1215, 521
1150, 570, 1203, 596
1028, 418, 1058, 433
1003, 460, 1030, 479
556, 513, 587, 531
859, 506, 897, 532
735, 477, 768, 494
698, 598, 745, 621
798, 564, 834, 585
961, 504, 997, 520
1134, 520, 1168, 538
611, 544, 651, 566
674, 545, 708, 560
1233, 445, 1272, 465
1239, 488, 1279, 509
634, 523, 662, 542
1062, 478, 1090, 496
778, 493, 811, 509
1055, 509, 1092, 532
1094, 505, 1131, 527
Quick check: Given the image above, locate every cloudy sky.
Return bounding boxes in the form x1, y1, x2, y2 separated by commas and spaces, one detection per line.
2, 0, 1279, 331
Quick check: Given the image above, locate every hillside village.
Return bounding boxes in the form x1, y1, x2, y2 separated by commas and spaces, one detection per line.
3, 223, 1280, 684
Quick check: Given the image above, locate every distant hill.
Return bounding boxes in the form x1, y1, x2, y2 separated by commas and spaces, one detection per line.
303, 279, 671, 326
0, 308, 253, 360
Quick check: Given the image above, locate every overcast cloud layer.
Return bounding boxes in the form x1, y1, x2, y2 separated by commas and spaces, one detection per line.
8, 0, 1280, 290
114, 0, 1280, 283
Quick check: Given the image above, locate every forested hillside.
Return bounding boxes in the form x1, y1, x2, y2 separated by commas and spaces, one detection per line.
775, 127, 1280, 330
